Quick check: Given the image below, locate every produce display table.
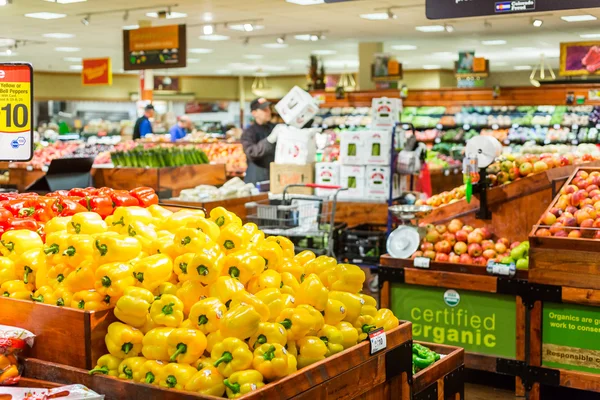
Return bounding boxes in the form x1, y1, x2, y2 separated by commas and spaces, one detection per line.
163, 193, 269, 221
3, 167, 46, 192
429, 168, 463, 196
412, 342, 464, 399
332, 201, 388, 226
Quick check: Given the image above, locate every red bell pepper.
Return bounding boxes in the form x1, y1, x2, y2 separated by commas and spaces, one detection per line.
34, 206, 56, 223
46, 190, 69, 198
68, 188, 95, 198
55, 198, 88, 217
0, 193, 18, 202
0, 207, 12, 224
5, 217, 38, 231
88, 196, 114, 218
130, 187, 159, 207
95, 187, 114, 197
110, 190, 140, 207
5, 198, 37, 217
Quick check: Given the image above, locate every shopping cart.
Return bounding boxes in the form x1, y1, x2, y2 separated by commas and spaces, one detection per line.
246, 183, 347, 257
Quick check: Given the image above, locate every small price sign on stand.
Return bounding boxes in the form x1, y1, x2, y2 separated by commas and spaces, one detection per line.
369, 328, 387, 355
0, 63, 33, 161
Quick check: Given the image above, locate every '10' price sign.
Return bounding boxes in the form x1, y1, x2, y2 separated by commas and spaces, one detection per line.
0, 63, 33, 161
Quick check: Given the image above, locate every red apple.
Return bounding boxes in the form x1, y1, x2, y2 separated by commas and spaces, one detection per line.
556, 195, 570, 210
423, 250, 436, 259
447, 219, 464, 233
454, 241, 468, 255
421, 242, 434, 252
467, 231, 483, 244
580, 219, 594, 237
455, 230, 468, 242
541, 211, 557, 226
587, 185, 599, 193
482, 249, 497, 259
575, 209, 591, 225
434, 240, 452, 254
550, 222, 565, 234
510, 241, 521, 249
463, 225, 474, 233
459, 254, 473, 264
473, 256, 487, 266
577, 170, 589, 179
468, 243, 483, 257
583, 206, 598, 219
554, 230, 568, 237
568, 230, 582, 238
448, 252, 460, 263
581, 198, 595, 208
482, 240, 495, 251
479, 227, 492, 240
563, 217, 577, 227
425, 230, 441, 243
565, 206, 578, 215
435, 224, 447, 234
442, 232, 457, 246
562, 185, 578, 195
549, 207, 563, 217
497, 237, 510, 247
577, 179, 589, 190
435, 253, 449, 262
411, 251, 424, 259
535, 228, 552, 237
495, 242, 507, 254
508, 167, 520, 181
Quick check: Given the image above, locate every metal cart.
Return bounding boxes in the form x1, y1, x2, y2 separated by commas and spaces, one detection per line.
245, 183, 347, 257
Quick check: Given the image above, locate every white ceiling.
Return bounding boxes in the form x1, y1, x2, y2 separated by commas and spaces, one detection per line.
1, 0, 600, 75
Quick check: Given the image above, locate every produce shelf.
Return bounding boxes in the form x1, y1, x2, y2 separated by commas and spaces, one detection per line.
412, 342, 465, 399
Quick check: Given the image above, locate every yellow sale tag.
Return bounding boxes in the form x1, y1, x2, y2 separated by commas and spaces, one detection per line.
0, 82, 30, 133
0, 63, 33, 161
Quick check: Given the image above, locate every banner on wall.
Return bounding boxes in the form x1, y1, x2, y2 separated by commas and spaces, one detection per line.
371, 54, 402, 82
123, 24, 187, 71
82, 58, 112, 86
560, 42, 600, 76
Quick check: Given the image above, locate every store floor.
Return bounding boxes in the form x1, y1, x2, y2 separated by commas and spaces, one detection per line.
466, 383, 518, 399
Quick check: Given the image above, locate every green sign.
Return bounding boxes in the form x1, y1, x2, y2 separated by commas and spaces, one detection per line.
543, 303, 600, 373
391, 283, 516, 358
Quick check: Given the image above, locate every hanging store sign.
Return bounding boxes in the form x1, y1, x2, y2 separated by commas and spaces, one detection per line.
82, 58, 112, 86
426, 0, 600, 20
123, 24, 187, 71
560, 42, 600, 77
0, 63, 33, 161
372, 54, 403, 82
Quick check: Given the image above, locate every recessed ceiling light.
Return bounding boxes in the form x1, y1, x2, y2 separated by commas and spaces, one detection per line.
188, 58, 200, 63
123, 25, 139, 30
0, 0, 8, 5
146, 11, 187, 19
445, 24, 454, 32
189, 48, 214, 54
423, 65, 441, 70
392, 45, 417, 51
244, 54, 264, 60
294, 34, 312, 41
203, 12, 213, 22
312, 49, 336, 55
202, 24, 214, 35
199, 34, 229, 41
286, 0, 324, 4
262, 43, 288, 49
514, 65, 532, 70
482, 40, 507, 45
360, 13, 390, 20
243, 23, 254, 32
580, 33, 600, 38
69, 65, 83, 70
55, 47, 80, 52
532, 19, 543, 27
415, 25, 445, 32
25, 12, 67, 19
44, 0, 86, 3
64, 57, 82, 62
43, 33, 75, 39
561, 15, 597, 22
228, 24, 264, 32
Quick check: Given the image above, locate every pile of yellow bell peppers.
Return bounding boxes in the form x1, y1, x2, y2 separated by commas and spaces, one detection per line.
0, 204, 399, 398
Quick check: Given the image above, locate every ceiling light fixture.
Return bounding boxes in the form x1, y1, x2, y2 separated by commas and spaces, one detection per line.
285, 0, 324, 4
69, 65, 83, 71
187, 58, 200, 63
415, 25, 445, 32
243, 23, 254, 32
43, 33, 75, 39
203, 24, 214, 35
277, 35, 285, 44
63, 57, 82, 62
0, 0, 8, 6
123, 25, 139, 30
55, 47, 80, 52
81, 14, 90, 25
44, 0, 86, 3
203, 12, 213, 22
532, 18, 543, 27
387, 8, 397, 19
482, 39, 507, 45
319, 32, 326, 40
310, 34, 319, 41
514, 65, 532, 70
5, 48, 11, 55
423, 65, 441, 70
262, 43, 288, 49
445, 24, 454, 32
580, 33, 600, 38
312, 49, 336, 55
25, 12, 66, 20
561, 15, 597, 22
360, 12, 390, 21
392, 44, 417, 51
199, 34, 229, 41
189, 48, 214, 54
146, 11, 187, 19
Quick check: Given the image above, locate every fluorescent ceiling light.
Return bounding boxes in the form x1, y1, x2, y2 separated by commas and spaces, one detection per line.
580, 33, 600, 38
228, 24, 264, 32
561, 15, 597, 22
262, 43, 288, 49
286, 0, 324, 4
312, 49, 337, 55
64, 57, 82, 62
532, 19, 543, 27
514, 65, 532, 70
202, 25, 214, 35
324, 59, 359, 69
188, 58, 200, 63
189, 48, 214, 54
243, 23, 254, 32
392, 45, 417, 51
44, 0, 86, 3
415, 25, 445, 32
203, 13, 213, 22
423, 65, 441, 70
199, 34, 229, 41
0, 50, 15, 56
55, 47, 80, 52
0, 38, 15, 47
288, 59, 307, 64
244, 54, 264, 60
294, 34, 312, 41
482, 40, 507, 45
146, 11, 187, 19
360, 13, 389, 20
43, 33, 75, 39
0, 0, 7, 6
123, 25, 139, 30
25, 12, 66, 19
69, 65, 83, 70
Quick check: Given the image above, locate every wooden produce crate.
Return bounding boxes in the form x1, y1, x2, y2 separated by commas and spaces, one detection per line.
0, 297, 115, 369
20, 322, 413, 400
94, 164, 227, 197
412, 342, 464, 399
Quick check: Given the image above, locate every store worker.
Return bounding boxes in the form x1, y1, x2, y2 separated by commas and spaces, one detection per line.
133, 104, 155, 140
241, 98, 279, 184
169, 115, 191, 142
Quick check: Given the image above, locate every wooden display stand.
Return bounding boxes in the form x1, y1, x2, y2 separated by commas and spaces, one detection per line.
94, 164, 227, 197
5, 167, 46, 192
412, 342, 465, 399
162, 193, 269, 222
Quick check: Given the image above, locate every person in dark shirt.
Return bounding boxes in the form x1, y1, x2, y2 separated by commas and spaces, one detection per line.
241, 98, 279, 184
133, 104, 155, 140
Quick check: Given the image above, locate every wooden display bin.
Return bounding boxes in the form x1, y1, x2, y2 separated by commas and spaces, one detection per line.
412, 342, 465, 399
0, 297, 115, 370
20, 322, 413, 400
163, 193, 269, 222
94, 164, 227, 197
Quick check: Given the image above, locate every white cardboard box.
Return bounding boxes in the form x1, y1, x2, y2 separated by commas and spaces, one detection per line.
340, 130, 365, 165
315, 162, 340, 197
274, 125, 316, 165
340, 165, 366, 199
275, 86, 319, 128
364, 130, 392, 165
371, 97, 401, 128
366, 166, 390, 200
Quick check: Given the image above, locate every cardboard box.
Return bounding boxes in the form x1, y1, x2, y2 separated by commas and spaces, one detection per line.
340, 165, 366, 199
275, 86, 319, 128
340, 131, 365, 165
270, 163, 314, 195
366, 166, 390, 200
364, 130, 392, 165
315, 162, 340, 196
371, 97, 401, 128
274, 125, 316, 165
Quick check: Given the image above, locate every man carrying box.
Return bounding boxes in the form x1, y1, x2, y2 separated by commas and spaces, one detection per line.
241, 98, 279, 184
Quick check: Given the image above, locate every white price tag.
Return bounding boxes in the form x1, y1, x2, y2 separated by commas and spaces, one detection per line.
414, 257, 430, 269
444, 169, 450, 176
434, 137, 441, 144
369, 328, 387, 355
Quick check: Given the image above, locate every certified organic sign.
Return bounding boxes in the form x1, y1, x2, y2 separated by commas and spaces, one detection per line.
0, 63, 33, 161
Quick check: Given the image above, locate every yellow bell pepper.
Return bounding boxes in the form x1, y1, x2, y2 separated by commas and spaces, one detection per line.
162, 209, 206, 233
219, 223, 251, 254
329, 291, 363, 324
0, 230, 43, 260
118, 356, 147, 381
122, 221, 157, 254
229, 291, 270, 322
30, 285, 53, 304
224, 369, 265, 399
295, 273, 329, 311
360, 293, 377, 307
139, 314, 158, 334
304, 256, 337, 283
62, 234, 94, 268
249, 322, 287, 351
287, 353, 298, 375
114, 287, 154, 328
1, 280, 33, 300
46, 263, 73, 289
71, 289, 111, 311
294, 250, 316, 266
176, 280, 209, 315
158, 363, 197, 390
297, 336, 327, 368
167, 328, 207, 364
285, 340, 298, 358
111, 206, 154, 228
252, 343, 289, 381
89, 354, 121, 377
33, 286, 72, 307
280, 272, 299, 296
222, 250, 264, 285
93, 234, 142, 264
147, 204, 173, 221
141, 327, 174, 361
174, 228, 220, 257
68, 212, 107, 235
209, 276, 244, 307
318, 324, 345, 356
374, 308, 399, 332
210, 207, 242, 229
189, 297, 226, 334
220, 303, 261, 340
0, 257, 17, 285
43, 231, 70, 265
206, 330, 224, 354
255, 241, 283, 272
105, 322, 144, 359
211, 337, 253, 378
149, 234, 177, 259
132, 254, 173, 291
324, 298, 348, 325
247, 269, 281, 294
191, 251, 225, 286
185, 216, 221, 242
193, 356, 213, 371
173, 253, 195, 282
280, 260, 304, 281
354, 314, 376, 342
265, 236, 295, 259
255, 288, 285, 322
139, 359, 166, 385
44, 216, 72, 234
95, 262, 135, 299
336, 321, 359, 349
14, 248, 45, 285
329, 264, 366, 293
150, 294, 184, 327
242, 223, 264, 247
361, 303, 378, 318
153, 282, 178, 299
185, 366, 226, 397
64, 261, 96, 293
277, 305, 324, 341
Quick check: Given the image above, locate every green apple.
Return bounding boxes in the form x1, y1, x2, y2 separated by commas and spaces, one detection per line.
510, 245, 526, 260
516, 257, 529, 270
501, 257, 515, 265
